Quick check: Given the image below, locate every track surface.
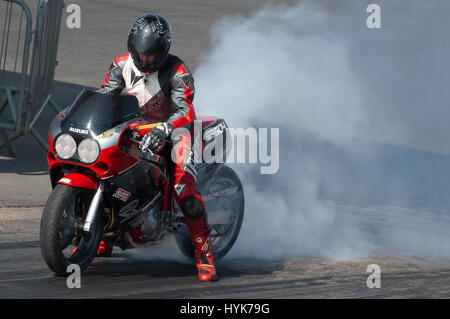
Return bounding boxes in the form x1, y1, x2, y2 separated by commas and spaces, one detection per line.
1, 207, 450, 299
1, 0, 450, 299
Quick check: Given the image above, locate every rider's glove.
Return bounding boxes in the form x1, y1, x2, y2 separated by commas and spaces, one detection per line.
139, 122, 173, 153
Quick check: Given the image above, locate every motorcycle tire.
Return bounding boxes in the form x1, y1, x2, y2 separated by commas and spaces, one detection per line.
40, 184, 103, 276
175, 164, 244, 261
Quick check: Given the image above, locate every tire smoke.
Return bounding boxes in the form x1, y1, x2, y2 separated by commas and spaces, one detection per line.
194, 1, 450, 260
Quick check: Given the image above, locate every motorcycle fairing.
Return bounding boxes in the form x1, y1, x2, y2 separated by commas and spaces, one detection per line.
104, 161, 156, 214
57, 171, 99, 190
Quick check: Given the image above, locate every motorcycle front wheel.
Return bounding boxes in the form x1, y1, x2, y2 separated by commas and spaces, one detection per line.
40, 184, 103, 276
175, 164, 245, 261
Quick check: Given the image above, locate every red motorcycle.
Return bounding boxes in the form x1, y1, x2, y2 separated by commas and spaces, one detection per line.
40, 89, 244, 276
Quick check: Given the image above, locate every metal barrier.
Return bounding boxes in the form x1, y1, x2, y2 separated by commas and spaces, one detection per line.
0, 0, 32, 155
27, 0, 64, 149
0, 0, 64, 155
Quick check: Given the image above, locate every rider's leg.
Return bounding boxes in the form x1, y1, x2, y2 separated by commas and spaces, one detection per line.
172, 133, 218, 282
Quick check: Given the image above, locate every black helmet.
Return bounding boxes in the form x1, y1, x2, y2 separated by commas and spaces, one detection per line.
127, 14, 172, 73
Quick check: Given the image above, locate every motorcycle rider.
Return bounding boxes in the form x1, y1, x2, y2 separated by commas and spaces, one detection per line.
100, 13, 218, 281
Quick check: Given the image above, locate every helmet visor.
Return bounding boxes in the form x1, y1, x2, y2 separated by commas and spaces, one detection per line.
133, 51, 167, 73
138, 53, 156, 64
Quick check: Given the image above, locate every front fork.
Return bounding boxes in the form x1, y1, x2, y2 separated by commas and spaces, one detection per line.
82, 182, 104, 233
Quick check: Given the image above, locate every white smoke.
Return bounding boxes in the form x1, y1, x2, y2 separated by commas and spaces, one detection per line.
193, 1, 450, 261
195, 3, 367, 143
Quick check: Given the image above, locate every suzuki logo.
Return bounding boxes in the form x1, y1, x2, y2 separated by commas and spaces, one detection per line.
69, 127, 89, 134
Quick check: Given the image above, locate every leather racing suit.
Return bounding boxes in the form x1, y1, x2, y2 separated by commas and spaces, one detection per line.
100, 53, 217, 280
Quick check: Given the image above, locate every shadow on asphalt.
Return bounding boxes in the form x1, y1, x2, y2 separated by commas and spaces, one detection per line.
0, 255, 286, 298
83, 255, 284, 280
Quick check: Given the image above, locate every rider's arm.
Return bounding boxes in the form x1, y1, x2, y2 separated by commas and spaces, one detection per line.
166, 62, 196, 130
100, 54, 128, 94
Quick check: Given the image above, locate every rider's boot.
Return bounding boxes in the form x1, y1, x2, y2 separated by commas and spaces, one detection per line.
180, 194, 218, 281
185, 212, 218, 281
96, 240, 113, 257
190, 228, 218, 282
71, 240, 112, 257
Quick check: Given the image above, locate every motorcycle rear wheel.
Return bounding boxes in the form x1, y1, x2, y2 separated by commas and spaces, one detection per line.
175, 164, 244, 261
40, 184, 103, 276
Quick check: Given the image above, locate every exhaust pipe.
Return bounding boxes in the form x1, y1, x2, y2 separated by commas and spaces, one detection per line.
82, 182, 104, 233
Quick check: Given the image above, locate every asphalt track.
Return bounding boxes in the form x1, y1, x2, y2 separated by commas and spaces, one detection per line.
1, 0, 450, 299
2, 203, 450, 299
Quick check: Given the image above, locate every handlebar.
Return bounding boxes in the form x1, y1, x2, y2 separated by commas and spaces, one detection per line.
126, 127, 165, 167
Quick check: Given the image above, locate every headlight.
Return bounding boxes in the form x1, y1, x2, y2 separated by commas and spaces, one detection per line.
78, 138, 100, 164
55, 134, 77, 159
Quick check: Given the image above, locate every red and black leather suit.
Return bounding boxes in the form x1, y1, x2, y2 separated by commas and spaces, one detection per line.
100, 53, 217, 281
